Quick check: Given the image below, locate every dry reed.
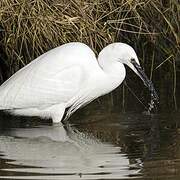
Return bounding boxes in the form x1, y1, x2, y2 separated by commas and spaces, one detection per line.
0, 0, 179, 110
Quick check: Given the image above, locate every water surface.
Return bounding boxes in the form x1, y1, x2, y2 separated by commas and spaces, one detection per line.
0, 110, 180, 180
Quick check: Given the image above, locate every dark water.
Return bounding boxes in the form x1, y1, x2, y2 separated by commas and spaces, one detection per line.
0, 108, 180, 180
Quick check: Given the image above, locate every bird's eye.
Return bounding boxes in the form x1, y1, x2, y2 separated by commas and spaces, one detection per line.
131, 58, 136, 64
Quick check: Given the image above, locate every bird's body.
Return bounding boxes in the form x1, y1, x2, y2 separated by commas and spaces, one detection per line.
0, 42, 158, 123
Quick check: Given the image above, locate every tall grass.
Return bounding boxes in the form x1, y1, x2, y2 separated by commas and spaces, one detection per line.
0, 0, 179, 110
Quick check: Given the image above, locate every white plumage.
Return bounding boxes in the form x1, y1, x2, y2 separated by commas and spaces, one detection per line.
0, 42, 155, 123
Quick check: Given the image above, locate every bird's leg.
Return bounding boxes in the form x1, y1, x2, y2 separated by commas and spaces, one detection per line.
52, 115, 64, 123
48, 103, 66, 123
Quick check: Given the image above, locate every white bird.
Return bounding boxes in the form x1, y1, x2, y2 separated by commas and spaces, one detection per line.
0, 42, 158, 123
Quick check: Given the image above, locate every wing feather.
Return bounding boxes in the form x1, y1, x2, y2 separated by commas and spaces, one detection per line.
0, 62, 84, 109
0, 42, 98, 110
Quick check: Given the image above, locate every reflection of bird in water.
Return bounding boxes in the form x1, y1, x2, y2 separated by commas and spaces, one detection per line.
0, 123, 141, 177
0, 42, 158, 123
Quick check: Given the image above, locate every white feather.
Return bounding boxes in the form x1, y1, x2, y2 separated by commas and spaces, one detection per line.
0, 42, 142, 123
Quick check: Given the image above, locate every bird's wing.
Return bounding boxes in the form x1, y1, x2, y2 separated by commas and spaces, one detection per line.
0, 61, 84, 109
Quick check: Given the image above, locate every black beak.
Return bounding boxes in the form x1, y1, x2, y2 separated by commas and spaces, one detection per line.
131, 59, 159, 103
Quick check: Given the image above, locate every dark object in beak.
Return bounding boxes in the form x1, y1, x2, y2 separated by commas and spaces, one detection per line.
131, 59, 159, 103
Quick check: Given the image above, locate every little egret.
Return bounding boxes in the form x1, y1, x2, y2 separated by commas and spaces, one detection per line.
0, 42, 158, 123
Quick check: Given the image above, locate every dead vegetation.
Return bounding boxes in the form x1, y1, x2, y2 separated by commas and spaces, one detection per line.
0, 0, 179, 110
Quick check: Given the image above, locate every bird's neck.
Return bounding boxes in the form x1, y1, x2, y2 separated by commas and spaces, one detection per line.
98, 55, 126, 90
98, 53, 125, 77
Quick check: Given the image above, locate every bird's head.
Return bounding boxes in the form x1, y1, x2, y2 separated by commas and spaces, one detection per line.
100, 43, 159, 102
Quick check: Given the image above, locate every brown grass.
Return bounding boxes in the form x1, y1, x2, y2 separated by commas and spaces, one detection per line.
0, 0, 179, 110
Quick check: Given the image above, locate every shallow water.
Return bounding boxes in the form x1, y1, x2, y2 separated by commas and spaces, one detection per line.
0, 110, 180, 180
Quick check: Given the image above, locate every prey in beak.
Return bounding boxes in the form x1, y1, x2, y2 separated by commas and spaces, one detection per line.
131, 58, 159, 103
